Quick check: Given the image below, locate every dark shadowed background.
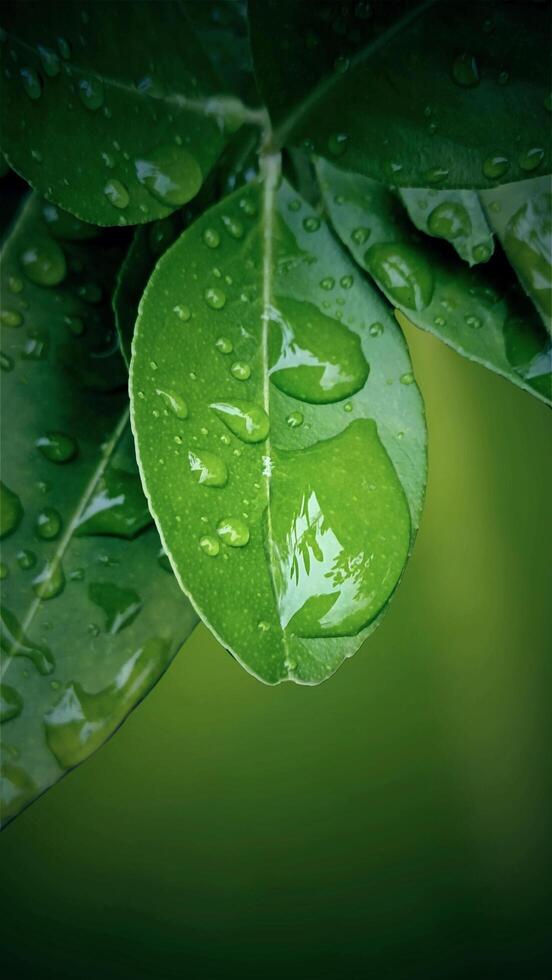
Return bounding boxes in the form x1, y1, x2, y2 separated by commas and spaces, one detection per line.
1, 320, 551, 979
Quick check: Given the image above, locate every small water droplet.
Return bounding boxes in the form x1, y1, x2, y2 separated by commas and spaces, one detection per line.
423, 166, 450, 185
211, 400, 269, 444
400, 372, 414, 385
303, 216, 321, 233
352, 227, 370, 246
104, 178, 129, 209
156, 388, 188, 420
7, 276, 23, 294
203, 227, 220, 248
320, 277, 335, 291
288, 199, 301, 212
483, 155, 509, 179
257, 620, 270, 632
221, 214, 244, 239
204, 286, 226, 310
518, 147, 544, 172
327, 132, 349, 157
286, 411, 304, 428
0, 351, 14, 372
199, 534, 220, 557
17, 549, 36, 570
215, 336, 233, 354
434, 315, 446, 327
57, 36, 71, 59
136, 144, 202, 206
230, 361, 251, 381
497, 69, 509, 86
0, 482, 23, 539
35, 431, 78, 463
64, 314, 85, 336
465, 314, 482, 329
188, 450, 228, 488
340, 274, 353, 289
38, 45, 60, 77
0, 309, 22, 327
78, 76, 104, 110
217, 517, 249, 548
20, 66, 41, 100
472, 243, 491, 263
32, 559, 65, 600
428, 200, 471, 241
20, 238, 66, 287
369, 322, 384, 337
365, 244, 434, 311
451, 52, 479, 87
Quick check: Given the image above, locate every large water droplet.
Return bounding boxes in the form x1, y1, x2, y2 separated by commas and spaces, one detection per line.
0, 606, 54, 674
35, 507, 62, 540
269, 420, 411, 637
210, 400, 269, 443
33, 559, 65, 600
35, 431, 78, 463
88, 582, 142, 634
78, 76, 104, 110
0, 684, 23, 724
504, 192, 552, 319
451, 52, 479, 87
156, 388, 188, 419
188, 450, 228, 487
104, 178, 129, 209
217, 517, 250, 547
230, 361, 251, 381
20, 238, 66, 287
519, 147, 545, 173
427, 201, 472, 241
136, 144, 202, 206
204, 286, 226, 310
365, 244, 434, 311
75, 466, 152, 539
0, 482, 23, 539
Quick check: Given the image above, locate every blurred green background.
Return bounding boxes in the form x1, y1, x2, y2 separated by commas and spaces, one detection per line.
1, 322, 551, 979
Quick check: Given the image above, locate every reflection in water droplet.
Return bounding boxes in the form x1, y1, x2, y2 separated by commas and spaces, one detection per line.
1, 309, 23, 327
369, 322, 384, 337
17, 549, 36, 571
217, 517, 250, 547
203, 228, 220, 248
20, 66, 41, 100
365, 243, 434, 311
156, 388, 188, 419
327, 133, 349, 158
199, 535, 220, 557
88, 582, 142, 634
400, 372, 414, 385
320, 277, 335, 291
483, 155, 509, 180
1, 482, 23, 539
465, 314, 482, 329
43, 639, 170, 768
504, 192, 552, 320
20, 238, 66, 287
230, 361, 251, 381
75, 466, 152, 539
0, 762, 36, 821
472, 243, 491, 263
136, 144, 202, 206
35, 507, 62, 540
57, 36, 71, 59
427, 201, 472, 241
303, 216, 321, 233
215, 336, 233, 354
204, 286, 226, 310
188, 450, 228, 488
78, 76, 104, 110
286, 411, 304, 428
211, 400, 269, 443
221, 215, 244, 239
36, 431, 78, 463
519, 148, 545, 173
0, 606, 54, 674
352, 227, 370, 246
33, 560, 65, 600
1, 352, 14, 371
0, 684, 23, 724
270, 420, 411, 638
38, 45, 60, 77
104, 178, 129, 209
451, 52, 479, 87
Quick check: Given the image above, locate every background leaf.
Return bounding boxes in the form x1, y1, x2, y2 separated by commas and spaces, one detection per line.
0, 0, 228, 225
0, 194, 197, 826
317, 158, 552, 405
249, 0, 552, 188
399, 188, 494, 267
131, 172, 426, 686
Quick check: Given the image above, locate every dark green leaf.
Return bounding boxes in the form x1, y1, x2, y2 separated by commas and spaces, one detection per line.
317, 158, 552, 406
481, 176, 552, 337
0, 1, 229, 225
130, 167, 426, 686
0, 194, 197, 827
399, 188, 494, 267
249, 0, 551, 188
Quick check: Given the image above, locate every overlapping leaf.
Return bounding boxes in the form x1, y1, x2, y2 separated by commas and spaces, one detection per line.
0, 194, 197, 826
131, 169, 427, 685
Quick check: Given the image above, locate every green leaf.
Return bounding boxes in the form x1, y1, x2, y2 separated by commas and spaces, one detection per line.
481, 176, 552, 337
0, 194, 198, 827
130, 166, 426, 686
0, 1, 229, 226
399, 188, 494, 267
317, 158, 552, 406
249, 0, 551, 188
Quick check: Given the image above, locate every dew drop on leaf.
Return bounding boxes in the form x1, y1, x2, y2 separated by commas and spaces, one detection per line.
20, 238, 66, 287
136, 144, 203, 206
104, 178, 130, 209
35, 431, 78, 463
188, 450, 228, 487
20, 66, 41, 101
216, 517, 250, 548
199, 534, 220, 557
35, 507, 62, 540
156, 388, 188, 419
0, 481, 23, 539
364, 243, 434, 311
210, 400, 270, 443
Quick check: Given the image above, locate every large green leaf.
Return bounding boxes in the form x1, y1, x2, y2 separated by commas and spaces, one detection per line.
0, 194, 197, 827
399, 188, 494, 267
0, 1, 230, 226
481, 176, 552, 338
130, 166, 427, 686
249, 0, 551, 188
317, 158, 552, 406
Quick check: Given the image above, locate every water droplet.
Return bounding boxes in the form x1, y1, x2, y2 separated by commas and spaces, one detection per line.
104, 178, 129, 209
211, 400, 269, 443
75, 466, 151, 539
327, 132, 349, 157
427, 201, 472, 241
0, 309, 22, 327
35, 507, 62, 540
0, 482, 23, 539
20, 238, 66, 287
320, 277, 335, 291
451, 52, 479, 87
423, 166, 450, 185
78, 76, 104, 111
64, 314, 85, 336
188, 450, 228, 488
20, 66, 41, 100
257, 620, 270, 632
36, 431, 78, 463
21, 329, 48, 361
268, 298, 368, 404
504, 193, 551, 321
8, 276, 23, 294
303, 216, 321, 233
472, 243, 491, 263
434, 315, 446, 327
33, 559, 65, 600
57, 36, 71, 59
519, 147, 544, 172
483, 155, 509, 179
38, 45, 60, 77
400, 372, 414, 385
465, 314, 482, 329
230, 361, 251, 381
203, 227, 220, 248
136, 144, 202, 206
0, 606, 54, 673
286, 411, 304, 428
173, 304, 191, 323
365, 244, 434, 311
369, 322, 384, 337
88, 582, 142, 634
156, 388, 188, 419
288, 199, 301, 212
215, 336, 233, 354
497, 69, 509, 86
217, 517, 250, 548
0, 352, 14, 372
340, 274, 354, 289
352, 227, 370, 246
17, 549, 36, 571
0, 684, 23, 724
204, 286, 226, 310
221, 214, 244, 239
199, 535, 220, 557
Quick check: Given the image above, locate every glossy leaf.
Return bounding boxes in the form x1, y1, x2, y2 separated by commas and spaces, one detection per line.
131, 169, 426, 686
249, 0, 551, 188
481, 176, 552, 337
399, 188, 494, 267
0, 194, 197, 827
317, 158, 551, 406
0, 1, 228, 226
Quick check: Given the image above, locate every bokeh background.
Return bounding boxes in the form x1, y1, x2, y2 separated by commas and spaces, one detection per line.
1, 312, 551, 977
